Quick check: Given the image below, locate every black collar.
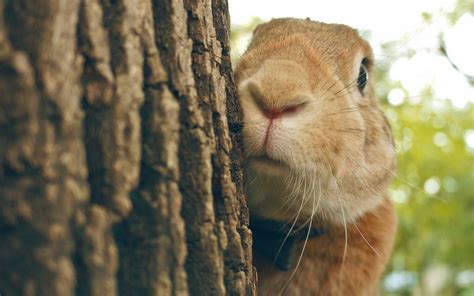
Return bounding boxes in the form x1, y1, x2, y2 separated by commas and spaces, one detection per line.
250, 216, 325, 271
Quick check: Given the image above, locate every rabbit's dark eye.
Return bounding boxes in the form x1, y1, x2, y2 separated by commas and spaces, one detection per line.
357, 58, 369, 94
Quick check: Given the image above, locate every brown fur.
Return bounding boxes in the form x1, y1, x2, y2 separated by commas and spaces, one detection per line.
254, 198, 396, 295
235, 18, 397, 295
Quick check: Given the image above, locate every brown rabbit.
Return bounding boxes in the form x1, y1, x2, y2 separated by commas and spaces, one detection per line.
234, 18, 397, 295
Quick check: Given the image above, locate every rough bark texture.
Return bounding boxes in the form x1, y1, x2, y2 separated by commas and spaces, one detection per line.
0, 0, 256, 295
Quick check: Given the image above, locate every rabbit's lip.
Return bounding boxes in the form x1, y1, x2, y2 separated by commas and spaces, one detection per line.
247, 155, 288, 169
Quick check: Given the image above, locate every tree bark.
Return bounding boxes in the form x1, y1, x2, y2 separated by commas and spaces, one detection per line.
0, 0, 256, 295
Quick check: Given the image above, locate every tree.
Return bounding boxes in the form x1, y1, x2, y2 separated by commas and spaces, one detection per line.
0, 0, 256, 295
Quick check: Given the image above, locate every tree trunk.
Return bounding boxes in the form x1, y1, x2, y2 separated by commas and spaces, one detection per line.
0, 0, 256, 295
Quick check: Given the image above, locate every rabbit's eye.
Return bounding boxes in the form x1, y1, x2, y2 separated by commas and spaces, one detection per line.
357, 58, 369, 94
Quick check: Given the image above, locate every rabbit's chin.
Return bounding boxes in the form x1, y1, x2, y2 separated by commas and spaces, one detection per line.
245, 163, 386, 226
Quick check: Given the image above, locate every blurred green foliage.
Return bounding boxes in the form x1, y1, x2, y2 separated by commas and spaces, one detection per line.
447, 0, 474, 24
230, 1, 473, 295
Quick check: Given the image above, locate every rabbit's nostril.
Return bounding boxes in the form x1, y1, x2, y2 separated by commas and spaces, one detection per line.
283, 105, 300, 114
263, 108, 283, 119
262, 104, 303, 119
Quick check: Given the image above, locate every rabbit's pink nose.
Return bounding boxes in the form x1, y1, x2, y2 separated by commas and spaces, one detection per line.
262, 108, 283, 119
262, 105, 300, 119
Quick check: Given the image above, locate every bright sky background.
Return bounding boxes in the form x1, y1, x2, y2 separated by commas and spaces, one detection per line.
229, 0, 474, 109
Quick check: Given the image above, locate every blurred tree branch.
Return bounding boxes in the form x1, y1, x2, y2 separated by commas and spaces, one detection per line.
439, 37, 474, 87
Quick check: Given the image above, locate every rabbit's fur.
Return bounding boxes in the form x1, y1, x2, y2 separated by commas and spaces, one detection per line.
235, 18, 397, 295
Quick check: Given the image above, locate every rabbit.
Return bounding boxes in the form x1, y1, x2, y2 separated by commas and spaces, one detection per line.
234, 18, 397, 295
